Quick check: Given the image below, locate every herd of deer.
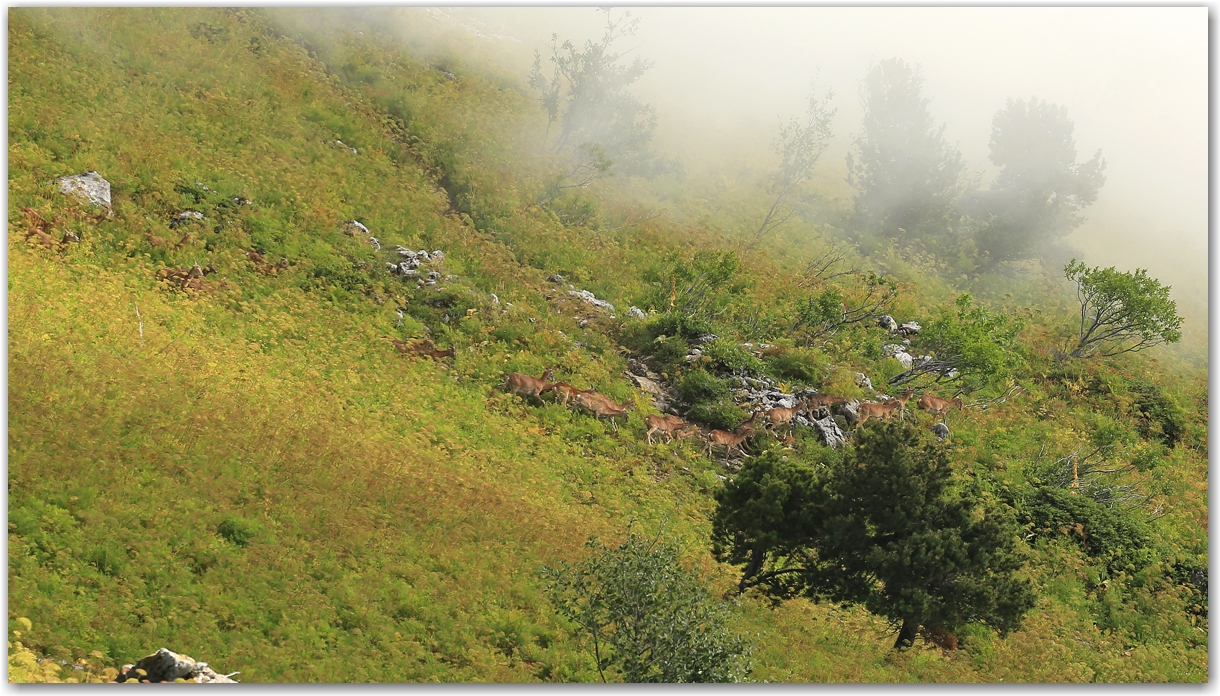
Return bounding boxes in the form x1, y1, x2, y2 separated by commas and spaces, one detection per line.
501, 367, 966, 457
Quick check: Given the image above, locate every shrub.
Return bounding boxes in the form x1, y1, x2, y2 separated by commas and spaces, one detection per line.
700, 340, 764, 376
542, 533, 752, 683
217, 517, 264, 547
763, 347, 829, 385
677, 369, 729, 404
686, 399, 746, 432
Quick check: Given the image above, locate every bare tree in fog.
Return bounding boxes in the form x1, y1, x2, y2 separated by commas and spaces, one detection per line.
962, 98, 1106, 276
846, 58, 964, 249
752, 82, 836, 243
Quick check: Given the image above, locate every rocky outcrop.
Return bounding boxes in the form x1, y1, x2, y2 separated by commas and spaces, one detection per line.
854, 372, 873, 390
809, 415, 847, 449
56, 171, 111, 211
931, 422, 950, 440
878, 315, 898, 332
568, 289, 615, 313
117, 648, 237, 684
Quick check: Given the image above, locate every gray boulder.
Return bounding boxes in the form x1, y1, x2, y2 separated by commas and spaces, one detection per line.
628, 306, 647, 319
568, 289, 615, 312
931, 422, 950, 440
854, 372, 873, 390
878, 315, 898, 331
811, 415, 847, 449
899, 321, 922, 336
836, 399, 861, 425
56, 171, 111, 210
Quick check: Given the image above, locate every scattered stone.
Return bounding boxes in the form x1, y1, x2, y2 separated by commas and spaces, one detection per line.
490, 294, 500, 306
568, 289, 615, 312
836, 400, 861, 425
116, 648, 236, 683
894, 352, 914, 369
931, 422, 950, 440
176, 211, 205, 221
626, 372, 664, 397
344, 220, 370, 236
694, 334, 719, 344
878, 315, 898, 332
546, 274, 565, 283
333, 139, 358, 155
368, 237, 381, 251
56, 171, 111, 211
899, 321, 922, 336
811, 415, 847, 449
855, 372, 873, 390
431, 250, 445, 261
628, 306, 647, 319
946, 368, 960, 379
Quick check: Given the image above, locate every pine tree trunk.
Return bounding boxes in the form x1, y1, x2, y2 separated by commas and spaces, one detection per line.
893, 618, 919, 650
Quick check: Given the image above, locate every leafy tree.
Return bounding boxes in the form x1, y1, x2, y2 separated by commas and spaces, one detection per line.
888, 293, 1023, 391
713, 424, 1035, 649
528, 9, 662, 179
752, 83, 836, 242
1064, 259, 1182, 358
962, 98, 1106, 273
542, 533, 752, 683
846, 58, 964, 247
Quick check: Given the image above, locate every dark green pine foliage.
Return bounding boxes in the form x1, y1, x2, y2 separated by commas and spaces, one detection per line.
713, 422, 1035, 649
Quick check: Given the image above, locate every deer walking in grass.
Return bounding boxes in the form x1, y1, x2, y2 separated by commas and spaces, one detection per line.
704, 429, 749, 459
541, 381, 584, 407
732, 411, 760, 437
504, 368, 555, 403
571, 390, 630, 431
890, 388, 916, 420
856, 400, 903, 426
917, 394, 964, 421
645, 414, 689, 444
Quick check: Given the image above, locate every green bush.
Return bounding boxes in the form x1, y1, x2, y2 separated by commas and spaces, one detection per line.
677, 369, 729, 404
700, 340, 764, 376
687, 399, 746, 432
762, 347, 829, 385
1010, 486, 1157, 576
646, 313, 714, 342
542, 533, 752, 683
217, 517, 264, 547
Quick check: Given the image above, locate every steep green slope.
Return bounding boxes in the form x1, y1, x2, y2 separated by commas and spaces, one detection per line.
9, 8, 1207, 683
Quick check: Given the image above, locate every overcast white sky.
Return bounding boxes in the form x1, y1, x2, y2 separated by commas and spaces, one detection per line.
422, 7, 1208, 324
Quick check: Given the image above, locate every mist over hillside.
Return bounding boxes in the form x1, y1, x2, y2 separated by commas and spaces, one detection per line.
9, 7, 1207, 684
372, 6, 1207, 344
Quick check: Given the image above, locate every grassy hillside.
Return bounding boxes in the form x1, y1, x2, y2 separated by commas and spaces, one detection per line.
8, 8, 1207, 682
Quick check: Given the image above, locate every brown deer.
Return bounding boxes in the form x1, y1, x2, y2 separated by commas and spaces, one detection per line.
704, 429, 749, 458
644, 414, 688, 444
890, 388, 916, 420
763, 406, 799, 436
917, 394, 964, 420
505, 368, 555, 403
147, 231, 193, 250
856, 400, 903, 426
572, 391, 630, 431
21, 207, 61, 249
733, 411, 761, 437
801, 393, 847, 410
541, 381, 584, 406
